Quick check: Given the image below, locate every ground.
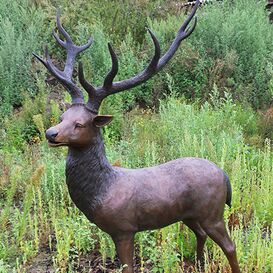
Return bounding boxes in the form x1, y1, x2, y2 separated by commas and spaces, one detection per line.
25, 246, 196, 273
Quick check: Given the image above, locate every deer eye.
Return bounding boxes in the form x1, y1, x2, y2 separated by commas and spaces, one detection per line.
75, 123, 85, 128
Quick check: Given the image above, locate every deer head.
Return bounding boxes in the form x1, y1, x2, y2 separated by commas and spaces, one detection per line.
33, 1, 199, 148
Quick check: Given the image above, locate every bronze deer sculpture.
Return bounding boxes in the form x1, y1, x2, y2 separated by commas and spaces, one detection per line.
33, 1, 241, 272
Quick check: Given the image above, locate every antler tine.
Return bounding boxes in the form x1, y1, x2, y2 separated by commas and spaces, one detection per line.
54, 9, 93, 53
55, 9, 72, 44
52, 31, 66, 48
78, 62, 96, 95
33, 9, 93, 104
102, 29, 161, 92
180, 0, 200, 33
44, 46, 62, 75
103, 43, 119, 89
78, 62, 100, 112
33, 46, 63, 79
184, 17, 198, 39
158, 0, 199, 69
53, 10, 93, 78
32, 52, 46, 67
146, 28, 161, 72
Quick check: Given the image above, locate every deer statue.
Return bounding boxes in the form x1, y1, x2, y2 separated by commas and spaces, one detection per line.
33, 1, 241, 272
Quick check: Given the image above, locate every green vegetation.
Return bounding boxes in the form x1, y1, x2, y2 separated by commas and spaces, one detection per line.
0, 93, 273, 272
1, 0, 273, 118
162, 1, 273, 108
0, 0, 273, 272
0, 0, 47, 116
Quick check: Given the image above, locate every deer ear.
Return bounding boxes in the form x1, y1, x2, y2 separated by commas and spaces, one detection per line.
93, 115, 113, 128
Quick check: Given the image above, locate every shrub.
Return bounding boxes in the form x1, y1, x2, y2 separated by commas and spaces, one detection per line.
32, 0, 179, 45
31, 0, 273, 119
148, 0, 273, 108
0, 0, 47, 116
0, 90, 48, 151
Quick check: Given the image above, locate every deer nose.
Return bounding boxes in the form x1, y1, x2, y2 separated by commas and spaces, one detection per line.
46, 129, 58, 141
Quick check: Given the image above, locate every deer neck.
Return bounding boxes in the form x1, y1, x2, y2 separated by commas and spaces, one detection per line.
65, 132, 115, 212
66, 131, 113, 180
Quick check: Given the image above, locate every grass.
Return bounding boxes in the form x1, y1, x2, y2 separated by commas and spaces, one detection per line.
0, 95, 272, 272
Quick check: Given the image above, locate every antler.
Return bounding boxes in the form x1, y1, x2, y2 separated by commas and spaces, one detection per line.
79, 0, 200, 113
33, 9, 93, 104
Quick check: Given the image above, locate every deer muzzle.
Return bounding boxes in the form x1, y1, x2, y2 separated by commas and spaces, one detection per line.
46, 127, 68, 147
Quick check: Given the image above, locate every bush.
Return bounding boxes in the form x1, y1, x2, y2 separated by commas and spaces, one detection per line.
0, 0, 47, 116
31, 0, 273, 120
0, 90, 48, 152
32, 0, 179, 45
148, 0, 273, 108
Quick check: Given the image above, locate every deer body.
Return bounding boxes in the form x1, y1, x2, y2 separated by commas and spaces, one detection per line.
64, 128, 238, 273
67, 138, 229, 235
34, 1, 241, 272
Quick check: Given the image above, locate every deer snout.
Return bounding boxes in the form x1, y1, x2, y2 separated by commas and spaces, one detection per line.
46, 128, 58, 141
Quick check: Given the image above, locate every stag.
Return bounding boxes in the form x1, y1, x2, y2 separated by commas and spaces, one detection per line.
33, 1, 241, 272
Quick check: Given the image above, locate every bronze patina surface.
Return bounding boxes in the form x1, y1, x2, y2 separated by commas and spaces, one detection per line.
34, 1, 241, 272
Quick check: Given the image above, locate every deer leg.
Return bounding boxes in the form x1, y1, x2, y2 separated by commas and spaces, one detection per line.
202, 220, 241, 273
183, 220, 207, 271
112, 233, 135, 273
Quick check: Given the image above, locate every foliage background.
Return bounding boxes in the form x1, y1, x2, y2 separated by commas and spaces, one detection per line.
0, 0, 273, 272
